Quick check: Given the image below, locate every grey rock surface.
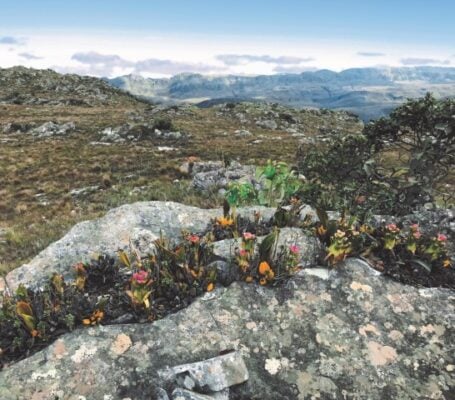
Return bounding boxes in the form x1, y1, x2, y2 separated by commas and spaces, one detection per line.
28, 121, 76, 137
99, 123, 189, 143
0, 259, 453, 399
190, 161, 258, 192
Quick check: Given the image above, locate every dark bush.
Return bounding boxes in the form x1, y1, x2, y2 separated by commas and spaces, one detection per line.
297, 94, 455, 217
152, 117, 174, 131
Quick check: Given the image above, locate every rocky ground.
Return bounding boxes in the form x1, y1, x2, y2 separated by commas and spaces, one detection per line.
0, 201, 453, 399
0, 67, 363, 274
1, 67, 453, 399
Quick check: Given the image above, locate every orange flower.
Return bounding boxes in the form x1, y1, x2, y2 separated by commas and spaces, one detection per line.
207, 282, 215, 292
82, 309, 104, 326
259, 277, 267, 285
217, 216, 234, 227
258, 261, 271, 275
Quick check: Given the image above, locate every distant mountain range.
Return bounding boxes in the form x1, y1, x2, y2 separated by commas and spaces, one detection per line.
107, 67, 455, 120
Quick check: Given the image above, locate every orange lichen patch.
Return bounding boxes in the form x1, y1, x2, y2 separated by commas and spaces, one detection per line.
367, 341, 398, 366
350, 281, 373, 293
420, 324, 445, 336
388, 330, 404, 341
386, 294, 415, 313
111, 333, 132, 355
359, 324, 381, 337
53, 339, 67, 360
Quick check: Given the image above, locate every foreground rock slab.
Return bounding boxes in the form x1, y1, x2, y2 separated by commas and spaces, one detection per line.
0, 259, 453, 399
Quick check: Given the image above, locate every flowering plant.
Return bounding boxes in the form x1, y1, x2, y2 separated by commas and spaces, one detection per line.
126, 270, 153, 308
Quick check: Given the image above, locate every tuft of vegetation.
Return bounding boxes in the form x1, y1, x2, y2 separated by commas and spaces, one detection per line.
225, 160, 303, 209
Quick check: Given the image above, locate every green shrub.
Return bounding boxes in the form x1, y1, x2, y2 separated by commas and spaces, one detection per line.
297, 94, 455, 216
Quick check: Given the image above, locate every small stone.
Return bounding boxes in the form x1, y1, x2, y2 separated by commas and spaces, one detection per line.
172, 388, 227, 400
162, 351, 248, 392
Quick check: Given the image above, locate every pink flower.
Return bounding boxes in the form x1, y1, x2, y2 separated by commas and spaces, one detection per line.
187, 234, 200, 244
289, 244, 300, 254
132, 270, 149, 284
412, 231, 422, 239
243, 232, 256, 241
437, 234, 447, 242
386, 223, 399, 233
239, 249, 248, 257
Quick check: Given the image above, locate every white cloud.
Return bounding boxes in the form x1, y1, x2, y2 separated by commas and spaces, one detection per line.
357, 51, 386, 57
216, 54, 313, 66
0, 30, 453, 77
401, 57, 451, 66
0, 35, 26, 45
18, 52, 43, 60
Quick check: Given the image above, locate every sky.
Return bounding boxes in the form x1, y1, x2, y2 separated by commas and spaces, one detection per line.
0, 0, 454, 78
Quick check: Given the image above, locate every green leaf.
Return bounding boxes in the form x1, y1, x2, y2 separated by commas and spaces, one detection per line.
258, 229, 279, 263
410, 259, 432, 273
316, 208, 329, 228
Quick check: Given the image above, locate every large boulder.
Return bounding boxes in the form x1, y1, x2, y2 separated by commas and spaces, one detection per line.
5, 202, 275, 290
0, 259, 453, 399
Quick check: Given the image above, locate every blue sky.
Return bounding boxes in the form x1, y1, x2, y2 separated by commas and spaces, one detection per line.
1, 0, 454, 77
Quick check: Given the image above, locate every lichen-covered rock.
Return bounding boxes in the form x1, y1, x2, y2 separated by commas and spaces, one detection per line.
0, 259, 453, 399
5, 202, 274, 290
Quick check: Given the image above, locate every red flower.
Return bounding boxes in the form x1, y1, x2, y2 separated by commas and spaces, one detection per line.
132, 270, 149, 284
187, 234, 200, 244
289, 244, 300, 254
243, 232, 256, 241
239, 249, 248, 257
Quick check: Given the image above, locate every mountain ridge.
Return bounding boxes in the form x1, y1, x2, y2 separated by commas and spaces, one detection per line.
107, 66, 455, 120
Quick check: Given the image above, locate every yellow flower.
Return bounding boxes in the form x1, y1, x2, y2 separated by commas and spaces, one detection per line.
217, 216, 234, 227
259, 277, 267, 285
443, 259, 452, 268
207, 282, 215, 292
245, 276, 254, 283
258, 261, 271, 275
316, 225, 327, 236
334, 230, 346, 238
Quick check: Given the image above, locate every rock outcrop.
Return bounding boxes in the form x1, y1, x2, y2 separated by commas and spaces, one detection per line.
4, 202, 277, 290
98, 124, 188, 143
0, 259, 453, 399
179, 161, 258, 193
